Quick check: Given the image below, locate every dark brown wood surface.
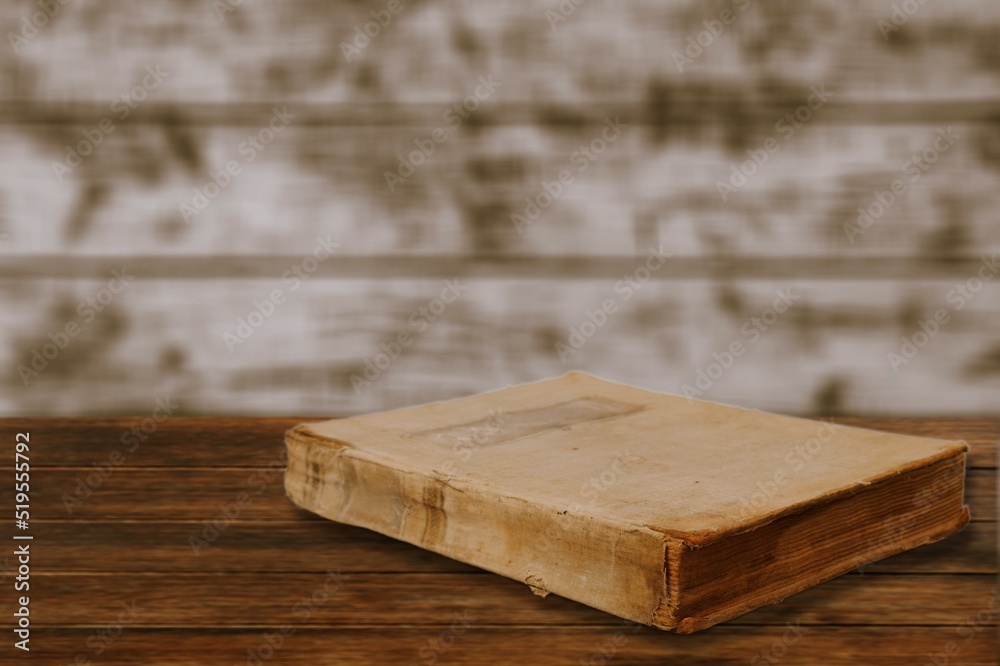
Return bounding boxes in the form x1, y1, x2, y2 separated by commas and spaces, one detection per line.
1, 417, 996, 665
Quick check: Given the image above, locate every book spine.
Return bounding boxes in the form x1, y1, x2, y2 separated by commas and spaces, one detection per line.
284, 426, 673, 628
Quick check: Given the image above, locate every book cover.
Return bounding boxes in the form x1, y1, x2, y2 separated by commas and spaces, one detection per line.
285, 372, 970, 632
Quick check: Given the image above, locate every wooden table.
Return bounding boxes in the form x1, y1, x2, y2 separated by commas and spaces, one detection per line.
3, 418, 996, 665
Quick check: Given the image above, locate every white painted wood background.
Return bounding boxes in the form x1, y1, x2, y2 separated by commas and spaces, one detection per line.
1, 0, 998, 416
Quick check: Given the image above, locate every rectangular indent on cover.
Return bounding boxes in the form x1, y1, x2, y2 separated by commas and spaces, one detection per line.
411, 396, 643, 449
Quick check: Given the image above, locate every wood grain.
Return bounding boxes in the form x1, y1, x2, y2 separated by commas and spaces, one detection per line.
23, 520, 996, 575
25, 573, 997, 628
1, 0, 998, 105
2, 1, 999, 420
1, 124, 998, 260
2, 0, 999, 653
0, 417, 993, 664
21, 627, 1000, 666
2, 277, 999, 418
4, 417, 994, 467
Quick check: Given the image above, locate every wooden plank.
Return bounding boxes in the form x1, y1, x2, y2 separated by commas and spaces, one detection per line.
8, 466, 992, 523
0, 1, 997, 427
15, 573, 995, 628
3, 417, 993, 469
1, 0, 998, 107
24, 521, 482, 574
1, 100, 999, 127
5, 256, 1000, 281
967, 470, 996, 521
1, 280, 997, 417
6, 469, 304, 522
0, 417, 307, 467
24, 520, 995, 575
22, 626, 1000, 665
0, 122, 998, 260
859, 520, 996, 575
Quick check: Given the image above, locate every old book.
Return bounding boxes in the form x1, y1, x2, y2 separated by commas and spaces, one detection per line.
284, 372, 970, 633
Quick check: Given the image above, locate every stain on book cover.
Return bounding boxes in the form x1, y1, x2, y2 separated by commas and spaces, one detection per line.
414, 396, 643, 449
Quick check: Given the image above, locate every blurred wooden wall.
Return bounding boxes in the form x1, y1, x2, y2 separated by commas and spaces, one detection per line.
0, 0, 998, 416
